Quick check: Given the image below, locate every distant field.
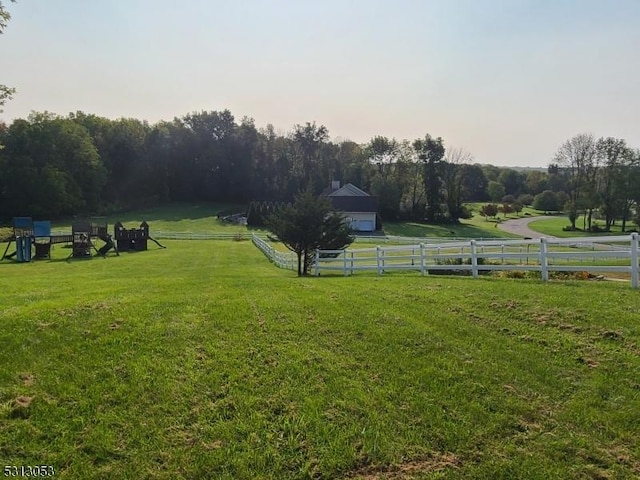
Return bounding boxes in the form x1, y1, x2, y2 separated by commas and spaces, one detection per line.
382, 203, 548, 241
529, 216, 635, 238
2, 202, 540, 242
1, 239, 639, 479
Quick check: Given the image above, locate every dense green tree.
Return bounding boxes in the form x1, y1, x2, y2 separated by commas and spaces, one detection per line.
533, 190, 559, 213
460, 164, 488, 202
0, 0, 16, 142
266, 187, 353, 276
414, 134, 446, 223
498, 168, 525, 196
619, 149, 640, 231
596, 137, 632, 231
482, 165, 501, 182
552, 133, 598, 229
517, 193, 534, 206
525, 170, 548, 195
487, 181, 505, 202
395, 141, 425, 220
292, 122, 330, 190
442, 147, 474, 222
0, 113, 105, 218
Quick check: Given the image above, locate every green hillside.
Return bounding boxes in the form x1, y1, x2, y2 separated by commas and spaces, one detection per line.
1, 236, 639, 479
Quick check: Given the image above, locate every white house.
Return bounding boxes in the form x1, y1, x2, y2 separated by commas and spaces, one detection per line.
324, 182, 378, 232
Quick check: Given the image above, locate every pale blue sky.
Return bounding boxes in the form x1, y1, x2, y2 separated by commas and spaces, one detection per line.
1, 0, 639, 167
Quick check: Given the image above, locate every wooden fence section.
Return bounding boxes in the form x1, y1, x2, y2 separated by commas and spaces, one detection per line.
314, 234, 640, 288
252, 234, 296, 271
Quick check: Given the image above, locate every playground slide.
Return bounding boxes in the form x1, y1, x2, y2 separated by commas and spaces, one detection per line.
148, 237, 166, 249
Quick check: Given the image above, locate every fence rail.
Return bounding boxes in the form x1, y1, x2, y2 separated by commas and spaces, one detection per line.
313, 234, 640, 288
252, 234, 296, 271
153, 231, 268, 241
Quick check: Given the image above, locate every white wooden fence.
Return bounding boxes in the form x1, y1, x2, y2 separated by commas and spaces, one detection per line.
313, 234, 640, 288
252, 234, 296, 270
154, 231, 268, 241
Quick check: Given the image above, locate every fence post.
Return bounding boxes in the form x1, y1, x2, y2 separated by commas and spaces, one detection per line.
376, 246, 383, 276
350, 250, 354, 275
631, 233, 638, 289
343, 249, 348, 276
501, 244, 505, 264
314, 249, 320, 276
470, 240, 478, 278
420, 243, 426, 276
540, 238, 549, 282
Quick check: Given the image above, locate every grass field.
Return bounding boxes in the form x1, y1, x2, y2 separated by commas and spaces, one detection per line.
1, 202, 536, 243
1, 237, 639, 479
528, 217, 636, 238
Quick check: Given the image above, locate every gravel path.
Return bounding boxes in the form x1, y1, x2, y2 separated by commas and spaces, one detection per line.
496, 215, 556, 239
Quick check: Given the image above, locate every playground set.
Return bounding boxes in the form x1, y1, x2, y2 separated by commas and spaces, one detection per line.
1, 217, 165, 263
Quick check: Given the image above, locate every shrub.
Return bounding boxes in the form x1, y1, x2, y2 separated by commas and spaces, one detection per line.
517, 194, 534, 206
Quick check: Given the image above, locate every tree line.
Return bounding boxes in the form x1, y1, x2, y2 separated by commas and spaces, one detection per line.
0, 110, 639, 230
0, 109, 488, 221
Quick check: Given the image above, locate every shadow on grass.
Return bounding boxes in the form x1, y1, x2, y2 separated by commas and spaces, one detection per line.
382, 221, 512, 239
105, 202, 246, 223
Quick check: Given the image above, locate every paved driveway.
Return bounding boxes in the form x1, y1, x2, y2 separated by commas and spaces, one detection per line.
497, 216, 556, 239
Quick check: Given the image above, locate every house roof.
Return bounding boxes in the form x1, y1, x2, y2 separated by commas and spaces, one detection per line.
326, 183, 370, 197
329, 196, 378, 213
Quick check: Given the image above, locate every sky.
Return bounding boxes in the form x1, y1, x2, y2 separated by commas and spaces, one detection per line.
1, 0, 639, 167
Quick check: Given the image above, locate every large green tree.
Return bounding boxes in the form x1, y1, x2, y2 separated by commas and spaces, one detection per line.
552, 133, 599, 230
267, 187, 353, 276
0, 113, 106, 218
0, 1, 16, 121
414, 134, 446, 223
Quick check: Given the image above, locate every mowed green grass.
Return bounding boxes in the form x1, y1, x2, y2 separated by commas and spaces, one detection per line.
1, 240, 640, 479
528, 216, 635, 238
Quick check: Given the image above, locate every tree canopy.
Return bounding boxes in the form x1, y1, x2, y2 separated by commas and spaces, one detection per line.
0, 1, 16, 117
266, 187, 353, 276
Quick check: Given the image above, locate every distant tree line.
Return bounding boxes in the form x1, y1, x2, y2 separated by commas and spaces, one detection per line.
0, 110, 639, 230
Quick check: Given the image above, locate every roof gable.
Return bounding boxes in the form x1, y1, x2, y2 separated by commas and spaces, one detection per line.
327, 183, 370, 197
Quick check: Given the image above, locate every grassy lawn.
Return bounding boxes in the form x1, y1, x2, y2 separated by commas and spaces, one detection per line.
0, 203, 248, 238
382, 220, 517, 240
381, 203, 544, 240
1, 239, 639, 479
528, 216, 636, 238
101, 202, 247, 233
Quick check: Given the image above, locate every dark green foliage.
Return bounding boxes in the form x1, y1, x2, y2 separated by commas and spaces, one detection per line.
533, 190, 559, 212
480, 203, 499, 219
460, 163, 489, 201
518, 193, 534, 206
266, 187, 353, 275
246, 201, 285, 227
0, 114, 106, 218
487, 180, 506, 202
498, 168, 526, 196
414, 134, 446, 223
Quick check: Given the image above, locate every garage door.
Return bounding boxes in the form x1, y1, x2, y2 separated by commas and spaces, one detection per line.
357, 220, 374, 232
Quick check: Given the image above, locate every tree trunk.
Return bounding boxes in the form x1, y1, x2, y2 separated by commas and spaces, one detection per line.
302, 248, 309, 276
297, 252, 302, 276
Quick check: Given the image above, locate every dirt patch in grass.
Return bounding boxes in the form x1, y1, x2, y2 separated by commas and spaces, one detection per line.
19, 373, 35, 386
346, 453, 461, 479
